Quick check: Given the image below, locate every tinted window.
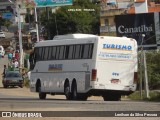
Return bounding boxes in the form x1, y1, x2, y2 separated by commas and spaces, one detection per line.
74, 45, 81, 59
34, 43, 94, 61
44, 47, 49, 60
55, 46, 60, 59
68, 46, 74, 59
59, 46, 65, 59
6, 72, 21, 77
51, 47, 56, 60
83, 44, 90, 59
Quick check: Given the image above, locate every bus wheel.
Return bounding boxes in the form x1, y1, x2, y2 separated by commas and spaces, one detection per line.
71, 82, 78, 100
64, 82, 71, 100
38, 83, 46, 99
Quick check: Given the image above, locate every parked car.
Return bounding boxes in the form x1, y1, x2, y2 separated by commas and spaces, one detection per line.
0, 30, 5, 38
2, 70, 24, 88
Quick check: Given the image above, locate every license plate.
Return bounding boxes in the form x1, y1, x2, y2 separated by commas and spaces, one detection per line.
111, 79, 119, 84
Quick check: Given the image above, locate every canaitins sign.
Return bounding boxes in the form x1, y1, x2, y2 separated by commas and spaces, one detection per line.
118, 25, 153, 34
115, 13, 160, 50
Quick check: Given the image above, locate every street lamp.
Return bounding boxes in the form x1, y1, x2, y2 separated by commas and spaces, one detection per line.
140, 34, 150, 99
139, 34, 145, 99
9, 0, 23, 69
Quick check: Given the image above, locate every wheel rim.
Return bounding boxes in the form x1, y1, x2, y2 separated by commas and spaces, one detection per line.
65, 86, 70, 99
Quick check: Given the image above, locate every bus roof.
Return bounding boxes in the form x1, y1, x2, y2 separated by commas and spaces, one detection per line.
53, 33, 97, 40
34, 34, 137, 47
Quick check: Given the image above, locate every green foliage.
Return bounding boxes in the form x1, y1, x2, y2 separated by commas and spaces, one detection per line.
0, 17, 6, 27
138, 50, 160, 90
146, 50, 160, 89
25, 13, 34, 23
4, 19, 12, 28
40, 0, 100, 38
128, 91, 160, 101
128, 91, 145, 100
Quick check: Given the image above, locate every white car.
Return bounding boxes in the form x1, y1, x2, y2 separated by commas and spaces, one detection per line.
0, 30, 5, 38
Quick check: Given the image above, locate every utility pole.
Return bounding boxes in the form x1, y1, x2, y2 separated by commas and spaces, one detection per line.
143, 50, 150, 99
140, 34, 145, 99
140, 34, 150, 99
46, 7, 50, 39
52, 7, 58, 35
9, 0, 23, 69
34, 7, 39, 42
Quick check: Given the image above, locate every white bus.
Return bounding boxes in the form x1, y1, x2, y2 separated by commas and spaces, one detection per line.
29, 34, 138, 101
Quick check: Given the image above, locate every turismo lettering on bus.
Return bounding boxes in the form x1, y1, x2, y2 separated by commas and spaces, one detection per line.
103, 44, 132, 51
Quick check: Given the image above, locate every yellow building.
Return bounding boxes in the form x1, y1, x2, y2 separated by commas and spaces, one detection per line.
100, 0, 133, 36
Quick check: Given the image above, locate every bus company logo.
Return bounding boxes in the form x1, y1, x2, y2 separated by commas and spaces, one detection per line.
48, 64, 63, 71
103, 44, 132, 51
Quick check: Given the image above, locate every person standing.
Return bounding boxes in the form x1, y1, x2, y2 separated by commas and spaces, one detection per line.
2, 65, 7, 79
14, 59, 19, 68
15, 50, 19, 61
12, 59, 19, 68
8, 52, 13, 64
12, 50, 15, 61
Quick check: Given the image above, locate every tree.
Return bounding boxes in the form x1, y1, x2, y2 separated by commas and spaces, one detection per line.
0, 17, 11, 29
25, 13, 34, 23
146, 50, 160, 89
0, 17, 5, 27
40, 0, 100, 38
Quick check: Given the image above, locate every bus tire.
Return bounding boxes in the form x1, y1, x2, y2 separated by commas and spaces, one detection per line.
64, 81, 71, 100
71, 81, 78, 100
38, 82, 46, 99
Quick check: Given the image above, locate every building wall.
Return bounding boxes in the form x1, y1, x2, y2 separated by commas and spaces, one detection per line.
0, 0, 26, 24
100, 0, 130, 36
100, 0, 160, 36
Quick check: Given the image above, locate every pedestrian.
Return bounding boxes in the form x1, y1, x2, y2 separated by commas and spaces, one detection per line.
12, 50, 15, 61
12, 59, 19, 68
27, 71, 31, 80
1, 65, 7, 78
8, 52, 13, 64
15, 50, 19, 61
15, 59, 19, 68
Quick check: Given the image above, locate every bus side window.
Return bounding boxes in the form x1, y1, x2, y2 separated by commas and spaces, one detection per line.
68, 46, 74, 59
59, 46, 65, 60
51, 47, 56, 60
75, 45, 81, 59
65, 46, 69, 59
48, 46, 52, 60
88, 44, 94, 59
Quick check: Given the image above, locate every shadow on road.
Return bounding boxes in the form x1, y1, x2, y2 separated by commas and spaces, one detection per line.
0, 86, 19, 89
0, 97, 68, 102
